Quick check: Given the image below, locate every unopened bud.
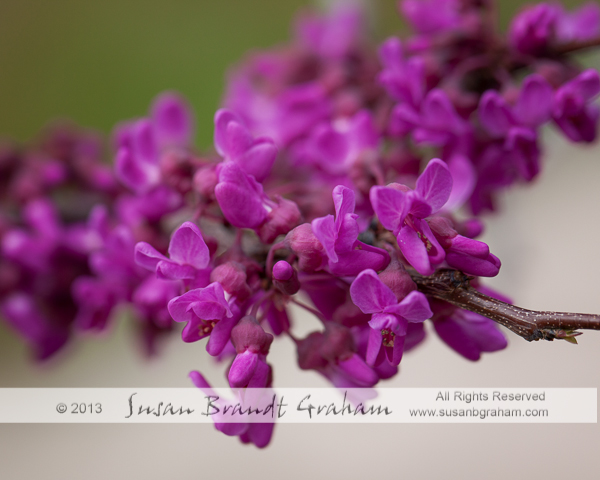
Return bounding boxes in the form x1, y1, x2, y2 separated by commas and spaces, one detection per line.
378, 259, 417, 301
210, 261, 251, 302
272, 260, 300, 295
284, 223, 327, 273
193, 164, 218, 199
319, 323, 355, 363
231, 315, 273, 355
258, 196, 301, 244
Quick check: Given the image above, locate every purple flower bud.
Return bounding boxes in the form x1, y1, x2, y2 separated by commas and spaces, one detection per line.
434, 309, 507, 361
193, 164, 218, 199
272, 260, 300, 295
210, 262, 251, 302
428, 216, 500, 277
214, 162, 268, 229
257, 195, 301, 244
231, 315, 274, 355
228, 316, 273, 388
284, 223, 327, 273
509, 3, 559, 55
378, 258, 417, 301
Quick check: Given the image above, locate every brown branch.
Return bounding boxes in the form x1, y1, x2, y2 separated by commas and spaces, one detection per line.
411, 269, 600, 343
555, 37, 600, 56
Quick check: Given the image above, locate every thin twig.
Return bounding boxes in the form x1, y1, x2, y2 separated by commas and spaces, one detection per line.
411, 269, 600, 343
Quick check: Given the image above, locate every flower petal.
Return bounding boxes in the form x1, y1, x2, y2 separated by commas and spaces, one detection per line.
397, 225, 432, 275
168, 222, 210, 269
237, 139, 277, 182
331, 244, 390, 276
134, 241, 168, 271
311, 214, 338, 263
370, 185, 408, 233
479, 91, 514, 137
384, 290, 432, 322
151, 92, 194, 148
514, 74, 553, 127
415, 158, 453, 214
349, 269, 397, 314
228, 351, 259, 388
214, 163, 267, 228
206, 308, 241, 356
332, 185, 356, 225
366, 328, 384, 366
337, 353, 378, 387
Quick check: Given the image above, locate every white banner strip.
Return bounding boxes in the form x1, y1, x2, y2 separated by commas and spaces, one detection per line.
0, 388, 595, 423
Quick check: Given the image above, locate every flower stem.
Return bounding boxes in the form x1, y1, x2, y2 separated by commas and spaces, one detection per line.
555, 37, 600, 56
411, 269, 600, 342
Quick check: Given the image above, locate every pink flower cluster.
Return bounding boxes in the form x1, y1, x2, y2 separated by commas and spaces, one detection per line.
0, 1, 598, 447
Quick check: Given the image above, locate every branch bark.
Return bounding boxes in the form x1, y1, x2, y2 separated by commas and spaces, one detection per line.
411, 269, 600, 343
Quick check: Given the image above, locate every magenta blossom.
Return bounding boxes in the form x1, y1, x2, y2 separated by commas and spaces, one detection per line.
297, 323, 379, 388
214, 109, 277, 182
378, 37, 425, 108
299, 110, 379, 175
478, 74, 554, 180
509, 2, 600, 55
228, 316, 273, 389
552, 69, 600, 143
370, 158, 452, 275
390, 89, 468, 147
134, 221, 211, 287
167, 282, 240, 355
400, 0, 462, 36
350, 269, 432, 367
311, 185, 390, 276
115, 92, 194, 194
189, 370, 275, 448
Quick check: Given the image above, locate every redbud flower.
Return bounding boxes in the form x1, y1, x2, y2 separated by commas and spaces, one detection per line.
134, 221, 211, 286
370, 158, 452, 275
312, 185, 390, 276
553, 69, 600, 143
228, 316, 273, 388
350, 269, 432, 366
214, 109, 277, 182
168, 282, 239, 355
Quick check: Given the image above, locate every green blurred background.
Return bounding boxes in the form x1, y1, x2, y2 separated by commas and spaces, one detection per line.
0, 0, 586, 150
